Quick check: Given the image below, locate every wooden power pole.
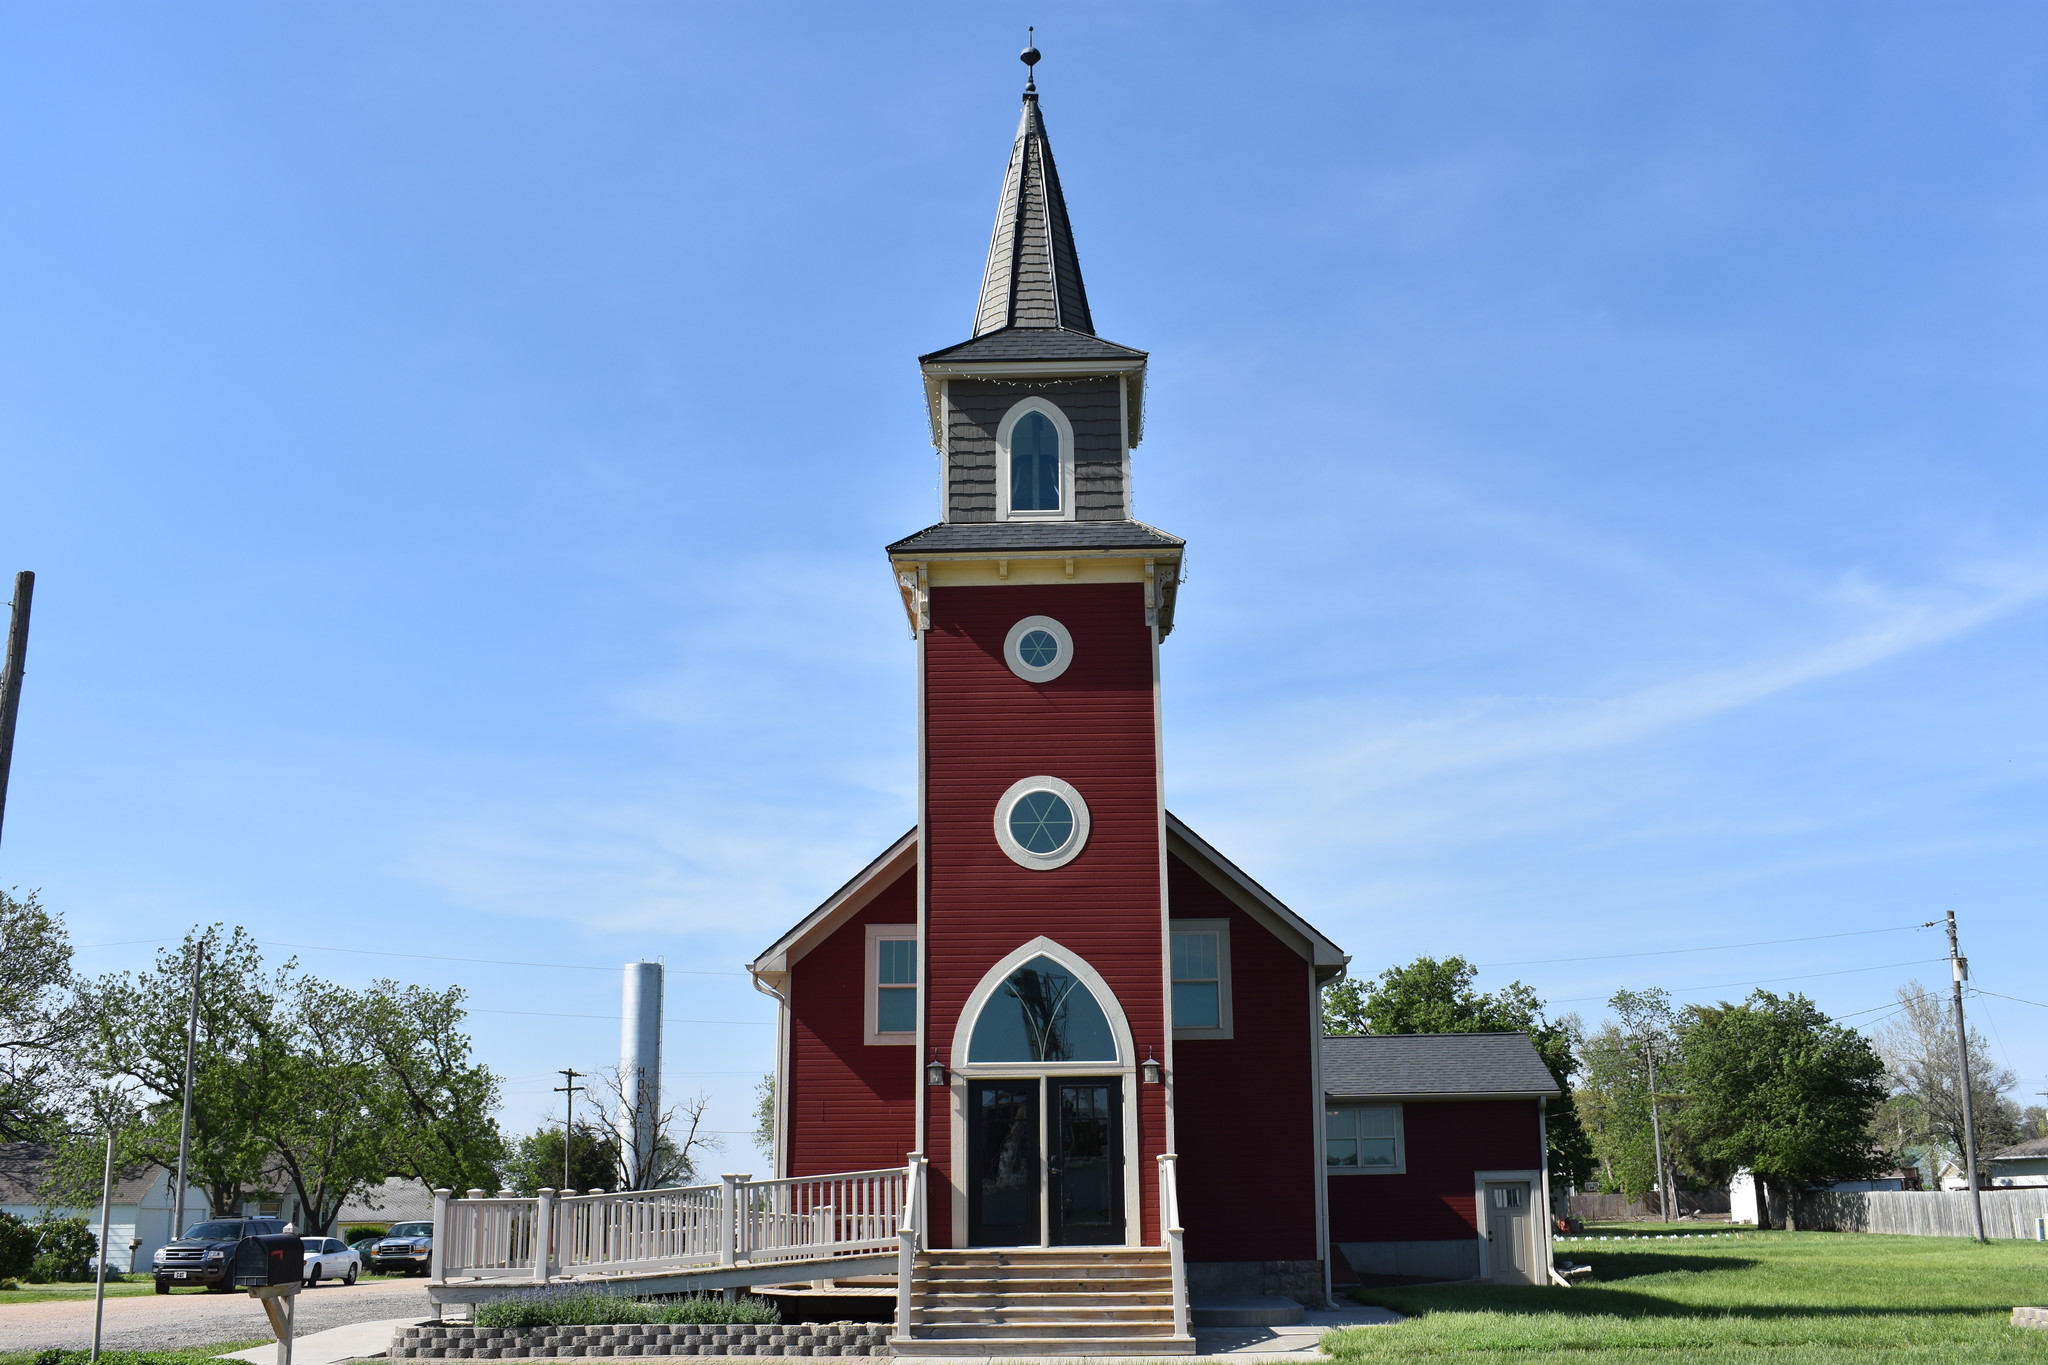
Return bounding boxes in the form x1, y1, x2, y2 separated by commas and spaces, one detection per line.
1946, 910, 1987, 1243
0, 570, 34, 849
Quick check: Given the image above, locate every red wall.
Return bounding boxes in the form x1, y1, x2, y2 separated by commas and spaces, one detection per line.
921, 582, 1165, 1244
1168, 855, 1320, 1262
1325, 1099, 1544, 1243
786, 868, 918, 1177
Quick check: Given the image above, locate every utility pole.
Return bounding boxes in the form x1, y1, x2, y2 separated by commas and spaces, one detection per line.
1945, 910, 1986, 1242
1643, 1034, 1673, 1223
0, 570, 35, 849
90, 1123, 115, 1364
172, 941, 206, 1238
554, 1069, 587, 1194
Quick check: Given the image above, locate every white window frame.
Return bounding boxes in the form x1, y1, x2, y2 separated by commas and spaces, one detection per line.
1168, 918, 1233, 1040
1003, 615, 1075, 683
992, 775, 1091, 871
995, 397, 1076, 522
864, 924, 918, 1046
1325, 1101, 1406, 1175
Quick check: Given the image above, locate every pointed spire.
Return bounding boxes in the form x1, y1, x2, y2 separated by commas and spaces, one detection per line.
972, 46, 1095, 337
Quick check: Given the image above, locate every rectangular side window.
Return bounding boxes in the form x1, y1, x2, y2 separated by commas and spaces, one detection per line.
1169, 919, 1233, 1039
1326, 1103, 1405, 1173
865, 925, 918, 1046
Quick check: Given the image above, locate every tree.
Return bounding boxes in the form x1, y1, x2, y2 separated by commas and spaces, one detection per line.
1576, 1020, 1662, 1201
1324, 956, 1594, 1196
1871, 981, 2020, 1184
583, 1069, 722, 1190
0, 1211, 36, 1281
1675, 990, 1887, 1228
67, 929, 504, 1230
0, 889, 80, 1141
753, 1075, 775, 1162
501, 1122, 620, 1195
2021, 1106, 2048, 1142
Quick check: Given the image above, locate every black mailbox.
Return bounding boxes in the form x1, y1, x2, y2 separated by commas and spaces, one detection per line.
233, 1233, 304, 1288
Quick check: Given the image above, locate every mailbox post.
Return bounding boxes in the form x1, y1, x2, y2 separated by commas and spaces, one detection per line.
235, 1234, 305, 1365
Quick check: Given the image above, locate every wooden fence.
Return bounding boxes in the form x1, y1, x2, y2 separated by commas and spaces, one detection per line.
1568, 1191, 1730, 1222
1792, 1188, 2048, 1239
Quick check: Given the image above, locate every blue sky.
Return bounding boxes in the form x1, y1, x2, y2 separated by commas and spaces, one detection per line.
5, 2, 2046, 1149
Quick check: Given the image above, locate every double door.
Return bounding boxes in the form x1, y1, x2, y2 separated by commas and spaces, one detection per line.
967, 1077, 1125, 1246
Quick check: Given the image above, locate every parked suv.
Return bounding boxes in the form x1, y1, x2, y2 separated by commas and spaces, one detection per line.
152, 1217, 289, 1293
369, 1221, 434, 1275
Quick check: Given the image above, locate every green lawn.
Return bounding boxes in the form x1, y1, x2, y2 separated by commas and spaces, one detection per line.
0, 1279, 160, 1306
1324, 1230, 2048, 1364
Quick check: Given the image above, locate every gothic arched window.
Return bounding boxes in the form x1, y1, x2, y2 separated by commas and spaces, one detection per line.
968, 955, 1118, 1063
1009, 411, 1061, 512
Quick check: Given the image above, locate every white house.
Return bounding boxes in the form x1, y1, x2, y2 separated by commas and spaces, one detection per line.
0, 1142, 204, 1273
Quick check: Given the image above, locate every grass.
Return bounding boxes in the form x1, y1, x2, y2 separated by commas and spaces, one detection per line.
0, 1278, 161, 1306
1323, 1230, 2048, 1364
0, 1340, 267, 1365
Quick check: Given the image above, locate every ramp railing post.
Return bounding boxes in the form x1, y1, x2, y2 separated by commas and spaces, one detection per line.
719, 1174, 746, 1266
894, 1152, 925, 1341
430, 1189, 451, 1285
1157, 1154, 1188, 1339
534, 1189, 556, 1284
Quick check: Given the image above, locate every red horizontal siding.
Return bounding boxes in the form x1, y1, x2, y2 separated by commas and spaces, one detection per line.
786, 868, 917, 1178
1167, 854, 1320, 1262
921, 582, 1165, 1244
1326, 1099, 1544, 1243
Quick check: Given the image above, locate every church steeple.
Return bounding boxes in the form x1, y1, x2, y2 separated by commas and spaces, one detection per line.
972, 87, 1094, 337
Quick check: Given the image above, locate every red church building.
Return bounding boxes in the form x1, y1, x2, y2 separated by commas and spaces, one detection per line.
746, 56, 1553, 1352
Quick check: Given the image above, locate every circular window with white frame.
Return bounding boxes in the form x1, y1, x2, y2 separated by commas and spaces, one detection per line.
1003, 615, 1074, 683
992, 775, 1091, 871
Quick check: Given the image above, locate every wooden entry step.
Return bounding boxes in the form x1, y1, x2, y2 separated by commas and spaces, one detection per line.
891, 1248, 1194, 1357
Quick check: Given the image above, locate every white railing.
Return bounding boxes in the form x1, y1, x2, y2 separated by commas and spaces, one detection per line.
432, 1162, 915, 1285
894, 1153, 927, 1340
1157, 1153, 1189, 1339
740, 1167, 908, 1263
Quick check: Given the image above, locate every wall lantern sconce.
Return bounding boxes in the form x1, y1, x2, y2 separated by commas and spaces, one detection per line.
1141, 1048, 1163, 1085
926, 1052, 949, 1087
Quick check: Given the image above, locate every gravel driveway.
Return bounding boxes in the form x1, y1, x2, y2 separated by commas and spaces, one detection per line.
0, 1277, 434, 1352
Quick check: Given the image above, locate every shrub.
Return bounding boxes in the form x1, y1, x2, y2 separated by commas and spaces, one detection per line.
0, 1213, 35, 1282
26, 1219, 97, 1284
474, 1288, 779, 1329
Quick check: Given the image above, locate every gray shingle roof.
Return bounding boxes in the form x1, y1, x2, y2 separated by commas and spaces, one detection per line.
1322, 1033, 1561, 1100
972, 92, 1093, 338
887, 519, 1185, 555
0, 1141, 162, 1205
1988, 1136, 2048, 1162
920, 327, 1146, 366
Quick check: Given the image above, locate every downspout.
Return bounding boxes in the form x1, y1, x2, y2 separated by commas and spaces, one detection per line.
747, 967, 790, 1178
1311, 966, 1339, 1309
1538, 1095, 1556, 1284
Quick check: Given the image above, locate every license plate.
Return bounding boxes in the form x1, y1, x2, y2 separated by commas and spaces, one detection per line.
174, 1272, 187, 1279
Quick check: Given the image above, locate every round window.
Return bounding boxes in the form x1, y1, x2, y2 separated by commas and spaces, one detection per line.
1003, 615, 1074, 682
992, 776, 1091, 870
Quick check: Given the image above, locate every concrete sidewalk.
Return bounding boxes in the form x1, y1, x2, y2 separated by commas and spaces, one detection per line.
222, 1316, 423, 1365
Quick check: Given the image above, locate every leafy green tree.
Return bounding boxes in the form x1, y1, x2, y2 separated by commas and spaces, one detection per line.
28, 1217, 97, 1282
1324, 955, 1593, 1196
2021, 1106, 2048, 1142
0, 890, 80, 1141
1675, 990, 1887, 1227
501, 1123, 620, 1194
753, 1075, 775, 1162
1575, 1020, 1661, 1200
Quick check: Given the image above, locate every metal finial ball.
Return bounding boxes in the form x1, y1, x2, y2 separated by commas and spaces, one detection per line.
1021, 45, 1041, 67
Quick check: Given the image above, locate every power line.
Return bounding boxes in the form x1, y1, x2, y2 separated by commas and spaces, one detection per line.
72, 935, 747, 977
1548, 957, 1946, 1005
1972, 988, 2048, 1012
1477, 923, 1928, 970
472, 1008, 770, 1024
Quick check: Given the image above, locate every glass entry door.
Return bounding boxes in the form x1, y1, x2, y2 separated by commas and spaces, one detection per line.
1050, 1078, 1124, 1245
967, 1076, 1125, 1246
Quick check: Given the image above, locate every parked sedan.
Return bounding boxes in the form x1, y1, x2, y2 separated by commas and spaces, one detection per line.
301, 1236, 360, 1287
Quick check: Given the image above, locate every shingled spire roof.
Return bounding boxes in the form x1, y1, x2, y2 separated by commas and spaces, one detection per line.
972, 89, 1093, 336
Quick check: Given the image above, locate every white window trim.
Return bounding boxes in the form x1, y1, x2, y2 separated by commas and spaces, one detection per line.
995, 397, 1076, 522
1168, 918, 1233, 1040
1003, 615, 1075, 683
864, 924, 918, 1047
1325, 1100, 1407, 1176
993, 775, 1091, 871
